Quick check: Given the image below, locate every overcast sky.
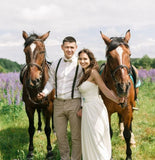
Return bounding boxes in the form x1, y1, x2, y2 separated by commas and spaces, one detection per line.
0, 0, 155, 64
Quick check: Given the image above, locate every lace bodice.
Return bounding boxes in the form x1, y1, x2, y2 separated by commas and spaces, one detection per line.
79, 81, 101, 101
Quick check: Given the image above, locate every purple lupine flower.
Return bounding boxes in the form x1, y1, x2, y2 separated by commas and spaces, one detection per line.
15, 90, 21, 105
7, 91, 12, 105
0, 72, 23, 106
138, 68, 155, 83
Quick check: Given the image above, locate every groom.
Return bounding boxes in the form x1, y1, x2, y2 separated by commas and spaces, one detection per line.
37, 36, 83, 160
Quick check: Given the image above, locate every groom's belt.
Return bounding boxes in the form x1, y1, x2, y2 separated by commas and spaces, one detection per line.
55, 97, 80, 102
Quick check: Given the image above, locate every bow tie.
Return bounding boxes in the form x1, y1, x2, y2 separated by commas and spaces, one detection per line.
64, 59, 72, 62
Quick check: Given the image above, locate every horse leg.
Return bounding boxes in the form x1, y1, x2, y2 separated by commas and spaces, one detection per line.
123, 125, 132, 160
118, 113, 124, 139
37, 108, 42, 132
110, 123, 114, 160
51, 111, 55, 133
110, 124, 113, 138
44, 110, 53, 159
108, 115, 113, 160
130, 123, 136, 147
26, 108, 35, 159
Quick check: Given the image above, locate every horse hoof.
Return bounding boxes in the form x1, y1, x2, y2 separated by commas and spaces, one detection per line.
27, 151, 33, 160
126, 157, 132, 160
46, 151, 53, 160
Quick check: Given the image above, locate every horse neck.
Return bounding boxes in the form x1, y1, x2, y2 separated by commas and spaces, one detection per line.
103, 64, 115, 90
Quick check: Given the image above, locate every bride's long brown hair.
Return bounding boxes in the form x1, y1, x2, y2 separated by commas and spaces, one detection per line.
78, 49, 99, 86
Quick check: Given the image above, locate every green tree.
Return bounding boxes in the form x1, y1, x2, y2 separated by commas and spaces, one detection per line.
98, 60, 106, 67
0, 58, 22, 72
151, 58, 155, 68
0, 65, 6, 72
131, 58, 140, 68
139, 55, 152, 69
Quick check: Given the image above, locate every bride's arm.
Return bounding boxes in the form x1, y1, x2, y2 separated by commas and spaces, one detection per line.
91, 69, 122, 104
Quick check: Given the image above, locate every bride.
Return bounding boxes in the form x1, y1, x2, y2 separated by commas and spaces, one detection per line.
77, 49, 124, 160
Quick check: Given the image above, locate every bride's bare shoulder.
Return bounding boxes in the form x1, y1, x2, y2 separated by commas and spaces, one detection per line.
91, 69, 99, 77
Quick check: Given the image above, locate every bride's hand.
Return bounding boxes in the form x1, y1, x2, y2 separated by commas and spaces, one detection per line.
118, 97, 125, 103
111, 90, 124, 104
77, 109, 82, 117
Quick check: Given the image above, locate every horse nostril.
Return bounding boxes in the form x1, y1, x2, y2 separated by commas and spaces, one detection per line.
31, 79, 40, 85
36, 78, 40, 83
117, 82, 127, 93
117, 83, 123, 90
32, 80, 37, 85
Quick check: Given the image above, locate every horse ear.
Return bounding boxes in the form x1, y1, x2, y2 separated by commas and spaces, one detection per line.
100, 31, 111, 45
124, 29, 131, 43
40, 31, 50, 41
23, 31, 28, 40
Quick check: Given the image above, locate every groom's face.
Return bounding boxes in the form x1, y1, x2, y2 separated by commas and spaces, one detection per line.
61, 42, 77, 59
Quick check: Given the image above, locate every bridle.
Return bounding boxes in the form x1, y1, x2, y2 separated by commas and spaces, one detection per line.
110, 64, 131, 83
27, 62, 43, 72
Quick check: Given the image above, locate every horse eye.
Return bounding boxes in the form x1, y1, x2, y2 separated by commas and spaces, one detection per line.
108, 55, 113, 59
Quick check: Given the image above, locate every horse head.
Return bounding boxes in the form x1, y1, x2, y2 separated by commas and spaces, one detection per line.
22, 31, 50, 89
100, 30, 132, 97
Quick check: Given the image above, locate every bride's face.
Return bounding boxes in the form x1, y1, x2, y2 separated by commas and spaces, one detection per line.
78, 52, 90, 70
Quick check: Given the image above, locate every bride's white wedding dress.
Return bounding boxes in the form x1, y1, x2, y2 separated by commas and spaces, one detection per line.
79, 81, 111, 160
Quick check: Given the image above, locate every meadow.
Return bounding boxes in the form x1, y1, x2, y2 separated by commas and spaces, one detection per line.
0, 70, 155, 160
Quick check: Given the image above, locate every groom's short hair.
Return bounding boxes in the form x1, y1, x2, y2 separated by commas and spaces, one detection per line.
63, 36, 76, 44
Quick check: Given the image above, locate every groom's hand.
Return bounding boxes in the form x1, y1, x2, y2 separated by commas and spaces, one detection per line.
37, 92, 45, 100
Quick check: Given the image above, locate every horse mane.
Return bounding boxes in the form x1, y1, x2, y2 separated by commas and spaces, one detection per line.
24, 33, 40, 48
106, 37, 129, 57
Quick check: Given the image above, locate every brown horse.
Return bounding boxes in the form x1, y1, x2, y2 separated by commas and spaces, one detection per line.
21, 31, 54, 159
100, 30, 138, 160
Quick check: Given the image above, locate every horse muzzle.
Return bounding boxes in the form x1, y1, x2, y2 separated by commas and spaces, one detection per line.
27, 78, 41, 89
116, 82, 131, 97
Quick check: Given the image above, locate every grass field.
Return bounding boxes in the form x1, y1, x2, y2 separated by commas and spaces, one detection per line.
0, 81, 155, 160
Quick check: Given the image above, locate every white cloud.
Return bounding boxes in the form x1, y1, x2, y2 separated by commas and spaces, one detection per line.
21, 4, 63, 21
0, 0, 155, 64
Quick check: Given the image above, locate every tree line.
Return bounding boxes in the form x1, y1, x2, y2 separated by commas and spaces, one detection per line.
0, 58, 23, 73
98, 54, 155, 69
0, 55, 155, 73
